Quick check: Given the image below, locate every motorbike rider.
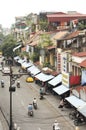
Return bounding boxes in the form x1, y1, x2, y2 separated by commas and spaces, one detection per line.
13, 123, 17, 130
28, 103, 33, 116
40, 88, 44, 99
1, 80, 4, 87
33, 98, 37, 104
53, 120, 60, 130
28, 103, 33, 111
33, 98, 37, 108
17, 80, 20, 88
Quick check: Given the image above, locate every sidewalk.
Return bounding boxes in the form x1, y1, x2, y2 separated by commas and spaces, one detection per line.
31, 82, 86, 130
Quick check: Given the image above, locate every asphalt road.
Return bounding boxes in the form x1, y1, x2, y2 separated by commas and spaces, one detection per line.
0, 65, 86, 130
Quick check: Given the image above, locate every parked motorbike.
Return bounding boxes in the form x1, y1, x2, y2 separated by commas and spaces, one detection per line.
74, 115, 86, 126
33, 103, 37, 109
69, 109, 79, 120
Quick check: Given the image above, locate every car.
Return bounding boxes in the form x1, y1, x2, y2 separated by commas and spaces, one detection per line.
2, 67, 10, 74
26, 76, 34, 82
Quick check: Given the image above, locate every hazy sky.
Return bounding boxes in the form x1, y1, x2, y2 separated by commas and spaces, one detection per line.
0, 0, 86, 28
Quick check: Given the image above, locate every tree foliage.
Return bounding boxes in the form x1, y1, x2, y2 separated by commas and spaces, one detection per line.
38, 34, 53, 48
1, 34, 17, 58
39, 20, 48, 31
39, 12, 49, 31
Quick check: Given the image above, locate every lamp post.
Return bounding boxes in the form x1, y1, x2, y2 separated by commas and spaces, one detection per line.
9, 66, 16, 130
8, 65, 28, 130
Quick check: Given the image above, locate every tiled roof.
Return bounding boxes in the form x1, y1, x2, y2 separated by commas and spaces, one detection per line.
47, 13, 86, 22
53, 31, 69, 40
73, 52, 86, 57
63, 31, 80, 40
29, 40, 38, 46
79, 60, 86, 67
47, 13, 86, 18
47, 45, 56, 50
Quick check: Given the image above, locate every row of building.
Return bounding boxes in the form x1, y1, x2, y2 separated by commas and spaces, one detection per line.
12, 11, 86, 119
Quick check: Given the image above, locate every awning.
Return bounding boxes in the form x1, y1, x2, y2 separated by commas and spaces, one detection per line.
48, 74, 62, 86
13, 45, 22, 52
53, 84, 69, 95
77, 104, 86, 117
65, 95, 86, 109
21, 62, 33, 69
35, 72, 54, 82
14, 56, 20, 62
27, 65, 41, 76
17, 59, 26, 65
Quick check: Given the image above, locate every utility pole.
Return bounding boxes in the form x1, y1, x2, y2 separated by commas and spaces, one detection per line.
9, 66, 15, 130
6, 65, 28, 130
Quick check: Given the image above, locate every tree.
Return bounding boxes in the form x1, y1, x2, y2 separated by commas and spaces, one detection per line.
0, 32, 4, 51
37, 33, 53, 66
39, 20, 48, 31
39, 12, 49, 31
1, 34, 17, 58
38, 33, 53, 48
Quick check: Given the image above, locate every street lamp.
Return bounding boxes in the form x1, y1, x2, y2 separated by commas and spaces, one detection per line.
8, 65, 28, 130
3, 63, 28, 130
9, 66, 16, 130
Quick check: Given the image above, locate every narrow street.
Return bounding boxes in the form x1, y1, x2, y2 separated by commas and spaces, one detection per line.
0, 65, 86, 130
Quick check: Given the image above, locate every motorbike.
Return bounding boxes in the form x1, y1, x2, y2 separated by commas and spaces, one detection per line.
69, 109, 79, 120
28, 110, 33, 116
74, 115, 86, 126
40, 94, 44, 100
53, 124, 60, 130
17, 81, 20, 88
33, 103, 37, 109
28, 104, 33, 116
1, 82, 4, 88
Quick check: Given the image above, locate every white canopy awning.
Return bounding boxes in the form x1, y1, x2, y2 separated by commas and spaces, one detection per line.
53, 85, 69, 95
27, 65, 41, 76
17, 59, 26, 64
13, 45, 22, 52
35, 72, 54, 82
21, 62, 33, 69
14, 56, 20, 61
77, 104, 86, 117
65, 95, 86, 109
48, 74, 62, 86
